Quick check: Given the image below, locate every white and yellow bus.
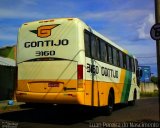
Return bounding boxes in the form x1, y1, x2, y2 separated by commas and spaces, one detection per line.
16, 18, 141, 114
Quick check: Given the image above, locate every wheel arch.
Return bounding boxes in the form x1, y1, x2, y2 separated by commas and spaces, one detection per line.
108, 87, 115, 104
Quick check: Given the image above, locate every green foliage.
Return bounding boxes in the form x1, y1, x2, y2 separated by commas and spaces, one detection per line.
150, 76, 158, 84
0, 47, 14, 59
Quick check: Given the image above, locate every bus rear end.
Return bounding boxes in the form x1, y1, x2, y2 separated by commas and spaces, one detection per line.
16, 18, 84, 104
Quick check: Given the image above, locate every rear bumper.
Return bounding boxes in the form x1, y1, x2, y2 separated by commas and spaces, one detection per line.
16, 91, 84, 105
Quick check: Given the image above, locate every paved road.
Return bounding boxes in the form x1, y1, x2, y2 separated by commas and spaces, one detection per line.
0, 97, 159, 128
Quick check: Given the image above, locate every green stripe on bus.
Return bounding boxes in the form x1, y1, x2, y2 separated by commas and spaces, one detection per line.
121, 71, 132, 102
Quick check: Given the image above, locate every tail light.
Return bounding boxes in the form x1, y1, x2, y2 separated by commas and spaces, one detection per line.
77, 65, 83, 79
77, 65, 83, 88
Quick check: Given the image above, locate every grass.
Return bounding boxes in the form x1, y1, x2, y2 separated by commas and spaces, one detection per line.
140, 90, 159, 97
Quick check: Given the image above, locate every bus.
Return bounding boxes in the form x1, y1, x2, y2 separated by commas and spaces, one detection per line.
16, 18, 141, 114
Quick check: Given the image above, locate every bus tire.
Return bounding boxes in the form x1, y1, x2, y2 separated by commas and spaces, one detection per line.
25, 102, 37, 107
128, 90, 137, 106
25, 102, 52, 108
106, 92, 114, 115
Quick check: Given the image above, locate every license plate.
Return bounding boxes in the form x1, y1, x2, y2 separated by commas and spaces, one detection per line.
48, 82, 59, 87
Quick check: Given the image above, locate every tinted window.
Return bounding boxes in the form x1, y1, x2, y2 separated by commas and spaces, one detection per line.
131, 58, 135, 72
126, 55, 130, 70
119, 51, 123, 68
91, 35, 96, 58
108, 45, 113, 64
95, 37, 100, 60
117, 50, 120, 67
84, 31, 91, 57
91, 35, 100, 60
113, 48, 118, 66
123, 54, 127, 69
100, 40, 108, 62
84, 30, 135, 71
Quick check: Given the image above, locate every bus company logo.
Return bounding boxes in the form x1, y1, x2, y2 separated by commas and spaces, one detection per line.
30, 24, 60, 38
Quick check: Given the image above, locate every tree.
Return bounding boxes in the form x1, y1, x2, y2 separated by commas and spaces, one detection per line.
151, 76, 158, 85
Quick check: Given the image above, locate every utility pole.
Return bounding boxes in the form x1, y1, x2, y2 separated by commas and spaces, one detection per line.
155, 0, 160, 89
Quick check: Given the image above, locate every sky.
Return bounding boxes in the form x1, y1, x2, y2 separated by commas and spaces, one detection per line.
0, 0, 157, 75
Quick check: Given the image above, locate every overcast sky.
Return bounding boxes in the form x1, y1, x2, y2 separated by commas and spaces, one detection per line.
0, 0, 157, 75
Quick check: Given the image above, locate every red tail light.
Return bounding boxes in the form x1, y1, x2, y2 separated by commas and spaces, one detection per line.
77, 65, 83, 79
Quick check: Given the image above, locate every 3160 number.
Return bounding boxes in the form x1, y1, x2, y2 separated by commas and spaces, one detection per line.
35, 50, 55, 56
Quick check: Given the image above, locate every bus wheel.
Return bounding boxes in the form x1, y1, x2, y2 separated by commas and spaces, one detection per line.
106, 92, 114, 115
128, 91, 137, 106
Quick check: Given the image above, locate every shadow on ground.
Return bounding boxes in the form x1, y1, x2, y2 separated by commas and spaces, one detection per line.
0, 104, 128, 125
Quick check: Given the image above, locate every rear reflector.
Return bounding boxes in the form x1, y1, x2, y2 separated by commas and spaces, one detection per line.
77, 65, 83, 79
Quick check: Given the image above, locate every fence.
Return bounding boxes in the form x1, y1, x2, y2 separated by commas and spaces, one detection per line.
0, 65, 17, 100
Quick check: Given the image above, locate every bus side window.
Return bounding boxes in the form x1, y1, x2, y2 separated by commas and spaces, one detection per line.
91, 35, 96, 59
105, 44, 108, 63
91, 35, 100, 60
95, 37, 100, 60
126, 55, 130, 70
119, 51, 123, 68
108, 45, 113, 64
113, 47, 118, 66
100, 40, 107, 63
117, 50, 120, 67
84, 31, 91, 57
123, 54, 127, 69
